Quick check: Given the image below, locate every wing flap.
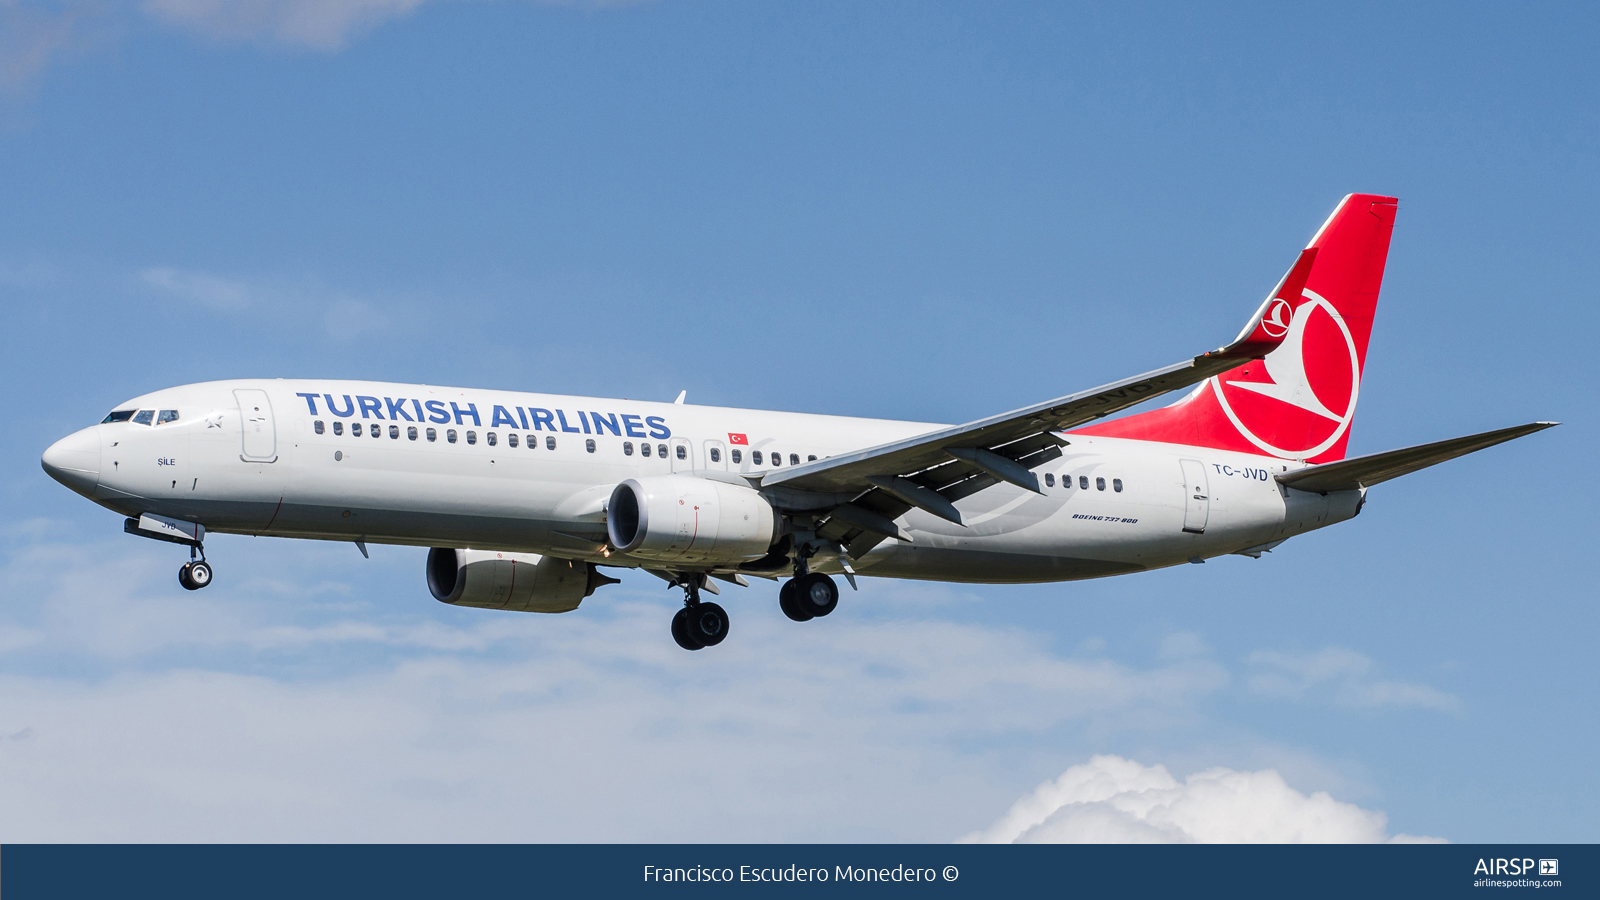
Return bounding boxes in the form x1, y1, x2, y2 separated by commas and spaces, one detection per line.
1276, 422, 1557, 494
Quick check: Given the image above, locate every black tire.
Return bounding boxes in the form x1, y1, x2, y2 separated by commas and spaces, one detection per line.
187, 560, 213, 589
178, 563, 197, 591
671, 608, 704, 651
796, 572, 839, 617
779, 579, 812, 622
687, 602, 729, 647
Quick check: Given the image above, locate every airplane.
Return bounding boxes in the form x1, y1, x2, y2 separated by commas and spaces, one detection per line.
41, 194, 1555, 651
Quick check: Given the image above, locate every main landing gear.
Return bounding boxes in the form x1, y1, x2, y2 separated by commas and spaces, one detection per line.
670, 576, 728, 652
178, 544, 213, 591
779, 572, 839, 622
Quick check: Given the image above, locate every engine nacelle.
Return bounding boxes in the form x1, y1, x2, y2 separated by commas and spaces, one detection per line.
426, 548, 618, 613
607, 475, 777, 564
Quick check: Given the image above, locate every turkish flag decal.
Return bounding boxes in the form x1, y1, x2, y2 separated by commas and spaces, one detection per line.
727, 433, 748, 445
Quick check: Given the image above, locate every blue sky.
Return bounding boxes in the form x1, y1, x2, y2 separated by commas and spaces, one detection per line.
1, 0, 1596, 842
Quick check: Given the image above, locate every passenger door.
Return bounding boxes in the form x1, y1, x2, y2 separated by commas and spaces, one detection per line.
702, 439, 728, 472
234, 389, 278, 462
1179, 458, 1209, 533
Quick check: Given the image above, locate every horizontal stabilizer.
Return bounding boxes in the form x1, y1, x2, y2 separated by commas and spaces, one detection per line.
1276, 422, 1558, 494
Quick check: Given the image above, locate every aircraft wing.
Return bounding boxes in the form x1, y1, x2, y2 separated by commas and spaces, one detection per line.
760, 256, 1316, 557
1275, 422, 1558, 494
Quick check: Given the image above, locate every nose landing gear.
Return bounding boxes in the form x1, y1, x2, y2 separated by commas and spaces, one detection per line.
178, 545, 213, 591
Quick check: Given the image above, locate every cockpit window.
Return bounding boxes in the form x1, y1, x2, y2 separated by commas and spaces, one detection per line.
132, 410, 155, 426
101, 410, 135, 424
156, 410, 180, 425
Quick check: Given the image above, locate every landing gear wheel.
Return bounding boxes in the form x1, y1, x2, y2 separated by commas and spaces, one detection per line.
686, 602, 729, 647
779, 578, 813, 622
179, 560, 213, 591
796, 572, 839, 618
671, 608, 704, 651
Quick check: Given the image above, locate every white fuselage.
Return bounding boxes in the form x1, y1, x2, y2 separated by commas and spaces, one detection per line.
49, 379, 1362, 584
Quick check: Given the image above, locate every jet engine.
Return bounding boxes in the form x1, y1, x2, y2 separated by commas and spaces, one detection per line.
426, 548, 619, 613
606, 475, 777, 564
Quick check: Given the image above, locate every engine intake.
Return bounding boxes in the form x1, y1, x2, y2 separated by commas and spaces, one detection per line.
427, 548, 618, 613
607, 475, 777, 564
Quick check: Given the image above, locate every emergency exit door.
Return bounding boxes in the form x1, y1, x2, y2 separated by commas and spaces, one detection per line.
1180, 458, 1209, 534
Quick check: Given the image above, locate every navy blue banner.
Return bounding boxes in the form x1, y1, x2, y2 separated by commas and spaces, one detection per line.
2, 843, 1592, 898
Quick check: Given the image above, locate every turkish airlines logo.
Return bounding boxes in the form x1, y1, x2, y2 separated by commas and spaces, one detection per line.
1261, 297, 1294, 338
1213, 288, 1361, 460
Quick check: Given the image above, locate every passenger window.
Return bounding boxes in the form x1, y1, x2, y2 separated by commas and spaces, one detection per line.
790, 454, 799, 465
710, 447, 721, 463
752, 451, 763, 465
132, 410, 154, 426
334, 421, 344, 436
548, 436, 557, 450
808, 455, 817, 462
353, 422, 362, 437
447, 429, 458, 443
408, 426, 418, 441
1079, 476, 1088, 490
771, 453, 781, 467
372, 424, 381, 438
675, 444, 686, 460
624, 442, 634, 456
1113, 478, 1123, 492
641, 442, 651, 457
1096, 477, 1106, 491
426, 427, 436, 442
657, 443, 667, 458
101, 410, 135, 423
526, 434, 535, 448
314, 420, 325, 434
157, 410, 179, 425
487, 432, 497, 446
732, 449, 742, 464
586, 439, 596, 453
508, 434, 518, 448
467, 431, 477, 445
1045, 473, 1055, 487
389, 425, 400, 439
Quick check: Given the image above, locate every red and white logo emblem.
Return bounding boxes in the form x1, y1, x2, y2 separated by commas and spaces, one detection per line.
1213, 288, 1361, 460
727, 433, 748, 445
1261, 297, 1294, 338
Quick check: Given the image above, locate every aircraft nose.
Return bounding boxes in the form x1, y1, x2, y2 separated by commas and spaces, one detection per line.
42, 427, 102, 498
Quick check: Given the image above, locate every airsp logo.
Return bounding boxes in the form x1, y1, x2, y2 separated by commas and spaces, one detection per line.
1212, 287, 1361, 460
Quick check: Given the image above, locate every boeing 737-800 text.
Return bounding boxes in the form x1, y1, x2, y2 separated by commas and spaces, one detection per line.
41, 195, 1554, 650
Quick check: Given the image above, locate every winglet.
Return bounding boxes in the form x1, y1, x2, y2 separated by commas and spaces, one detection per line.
1207, 247, 1318, 361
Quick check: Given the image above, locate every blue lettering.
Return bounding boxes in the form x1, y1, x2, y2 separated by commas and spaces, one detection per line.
324, 394, 355, 417
425, 400, 450, 424
491, 405, 518, 428
296, 392, 320, 415
516, 407, 528, 430
589, 412, 621, 436
646, 416, 671, 439
357, 396, 384, 419
411, 399, 426, 422
529, 408, 556, 431
385, 397, 414, 422
451, 402, 481, 426
622, 414, 647, 438
556, 410, 582, 434
577, 411, 592, 434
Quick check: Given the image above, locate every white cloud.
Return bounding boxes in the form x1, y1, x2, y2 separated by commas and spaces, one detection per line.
140, 266, 253, 310
140, 0, 433, 51
0, 537, 1234, 841
959, 755, 1446, 844
1246, 648, 1461, 713
0, 0, 110, 97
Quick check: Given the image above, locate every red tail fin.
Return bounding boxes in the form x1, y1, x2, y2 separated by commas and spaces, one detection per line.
1074, 194, 1398, 463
